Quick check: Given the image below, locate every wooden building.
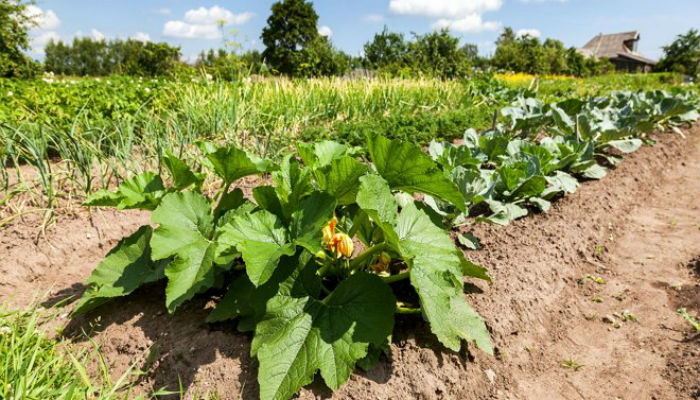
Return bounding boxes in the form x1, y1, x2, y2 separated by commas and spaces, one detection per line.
579, 31, 656, 72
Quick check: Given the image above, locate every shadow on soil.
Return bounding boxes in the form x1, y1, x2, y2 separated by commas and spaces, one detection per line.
56, 281, 458, 398
41, 282, 87, 308
60, 284, 258, 398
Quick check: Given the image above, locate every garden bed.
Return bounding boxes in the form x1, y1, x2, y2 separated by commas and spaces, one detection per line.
1, 126, 697, 399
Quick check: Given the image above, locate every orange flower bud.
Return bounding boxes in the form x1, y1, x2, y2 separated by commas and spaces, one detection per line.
322, 215, 338, 244
322, 224, 334, 244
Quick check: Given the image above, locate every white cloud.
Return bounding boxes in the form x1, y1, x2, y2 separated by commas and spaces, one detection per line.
318, 25, 333, 37
131, 32, 152, 42
25, 5, 61, 55
154, 7, 172, 15
163, 6, 254, 39
516, 28, 541, 38
363, 13, 385, 23
390, 0, 502, 34
31, 31, 60, 54
389, 0, 502, 18
163, 21, 220, 39
432, 14, 501, 33
25, 5, 61, 30
184, 6, 253, 25
519, 0, 567, 3
73, 29, 106, 41
90, 29, 105, 41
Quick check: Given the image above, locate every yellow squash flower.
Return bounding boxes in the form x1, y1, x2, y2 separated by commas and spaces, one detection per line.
334, 233, 354, 258
321, 215, 353, 258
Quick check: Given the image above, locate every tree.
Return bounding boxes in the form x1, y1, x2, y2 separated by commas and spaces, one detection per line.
261, 0, 319, 75
542, 39, 568, 75
462, 43, 488, 70
491, 27, 597, 76
298, 36, 350, 76
491, 27, 525, 72
44, 37, 181, 76
0, 0, 39, 78
656, 29, 700, 77
363, 27, 408, 70
461, 43, 479, 61
407, 29, 470, 78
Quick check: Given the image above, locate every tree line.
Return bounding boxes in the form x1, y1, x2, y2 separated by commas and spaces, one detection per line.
1, 0, 698, 79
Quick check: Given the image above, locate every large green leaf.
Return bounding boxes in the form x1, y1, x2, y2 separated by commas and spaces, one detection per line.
84, 172, 165, 210
605, 138, 642, 154
252, 256, 395, 400
509, 176, 547, 199
163, 151, 203, 190
289, 191, 336, 253
450, 167, 488, 205
298, 140, 351, 168
218, 210, 296, 287
367, 135, 466, 212
214, 187, 245, 219
272, 155, 314, 220
355, 174, 399, 244
150, 192, 217, 312
206, 145, 276, 185
543, 171, 579, 198
480, 200, 529, 226
72, 226, 166, 315
579, 163, 608, 180
253, 185, 285, 220
396, 202, 492, 353
316, 156, 369, 205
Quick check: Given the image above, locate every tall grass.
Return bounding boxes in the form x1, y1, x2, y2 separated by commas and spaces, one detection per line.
0, 304, 146, 399
0, 303, 225, 399
0, 73, 693, 214
0, 76, 494, 211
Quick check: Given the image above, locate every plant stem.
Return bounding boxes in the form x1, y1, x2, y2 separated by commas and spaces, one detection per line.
348, 243, 388, 271
317, 262, 332, 277
396, 306, 422, 315
381, 270, 410, 284
214, 181, 232, 207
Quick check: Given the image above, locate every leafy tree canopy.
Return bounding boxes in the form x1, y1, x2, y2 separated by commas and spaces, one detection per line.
0, 0, 39, 78
261, 0, 320, 75
656, 29, 700, 77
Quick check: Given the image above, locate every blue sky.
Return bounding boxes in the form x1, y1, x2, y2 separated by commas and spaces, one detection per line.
27, 0, 699, 61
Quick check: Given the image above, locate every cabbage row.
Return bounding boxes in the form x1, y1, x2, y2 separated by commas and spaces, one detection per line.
428, 90, 699, 225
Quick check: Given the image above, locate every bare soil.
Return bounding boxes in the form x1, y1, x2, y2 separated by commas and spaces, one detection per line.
1, 126, 698, 400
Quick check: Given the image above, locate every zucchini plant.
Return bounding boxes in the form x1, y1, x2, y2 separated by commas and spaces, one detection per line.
74, 135, 492, 400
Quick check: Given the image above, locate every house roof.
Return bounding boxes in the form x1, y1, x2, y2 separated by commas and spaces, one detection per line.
617, 52, 657, 65
579, 31, 656, 65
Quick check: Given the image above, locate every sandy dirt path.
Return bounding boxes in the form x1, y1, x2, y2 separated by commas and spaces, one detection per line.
511, 131, 700, 399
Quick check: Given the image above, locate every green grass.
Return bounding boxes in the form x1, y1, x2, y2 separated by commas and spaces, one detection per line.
0, 304, 154, 400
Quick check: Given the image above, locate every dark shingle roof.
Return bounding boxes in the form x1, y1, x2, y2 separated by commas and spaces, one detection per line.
579, 31, 656, 65
617, 52, 657, 65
